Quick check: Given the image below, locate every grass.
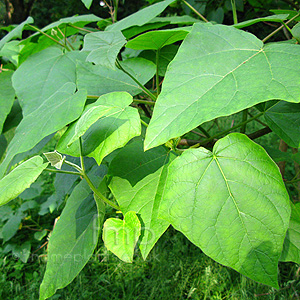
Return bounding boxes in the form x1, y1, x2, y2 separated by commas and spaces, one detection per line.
0, 227, 299, 300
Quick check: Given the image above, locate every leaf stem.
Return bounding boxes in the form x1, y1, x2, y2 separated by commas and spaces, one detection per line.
240, 109, 248, 133
44, 168, 81, 176
182, 0, 208, 22
231, 0, 238, 25
82, 173, 120, 210
115, 59, 157, 101
57, 26, 75, 50
79, 137, 85, 173
67, 24, 94, 33
156, 49, 160, 95
194, 112, 264, 147
141, 119, 149, 127
262, 12, 300, 43
64, 160, 83, 173
133, 99, 155, 106
26, 24, 67, 49
197, 125, 210, 138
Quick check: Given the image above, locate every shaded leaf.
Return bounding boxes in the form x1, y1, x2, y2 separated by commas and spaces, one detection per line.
2, 213, 23, 242
39, 178, 105, 300
12, 241, 31, 263
159, 133, 290, 288
264, 101, 300, 148
76, 58, 155, 96
0, 70, 15, 133
233, 14, 288, 29
103, 211, 141, 263
281, 203, 300, 264
145, 23, 300, 149
0, 156, 48, 207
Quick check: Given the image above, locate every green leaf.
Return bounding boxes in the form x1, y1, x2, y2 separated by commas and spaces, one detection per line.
139, 44, 178, 76
0, 156, 48, 207
108, 138, 174, 258
12, 241, 31, 263
0, 16, 33, 50
83, 31, 126, 68
106, 0, 175, 32
57, 92, 141, 165
153, 15, 201, 25
264, 101, 300, 148
76, 58, 155, 96
2, 213, 23, 242
0, 70, 15, 133
43, 151, 66, 170
233, 14, 288, 29
145, 23, 300, 149
39, 178, 105, 300
0, 40, 22, 65
126, 28, 191, 50
12, 47, 86, 115
281, 203, 300, 264
103, 211, 141, 263
81, 0, 93, 9
159, 133, 290, 288
34, 229, 48, 241
292, 23, 300, 42
108, 137, 173, 186
0, 84, 87, 178
0, 135, 7, 161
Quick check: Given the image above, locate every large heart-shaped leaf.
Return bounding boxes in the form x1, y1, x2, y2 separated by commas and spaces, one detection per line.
159, 133, 290, 288
281, 203, 300, 264
76, 58, 155, 97
0, 84, 87, 178
145, 23, 300, 149
57, 92, 141, 164
12, 47, 86, 115
106, 0, 175, 32
83, 31, 126, 68
264, 101, 300, 148
0, 156, 48, 207
102, 211, 141, 263
40, 177, 105, 300
0, 70, 15, 133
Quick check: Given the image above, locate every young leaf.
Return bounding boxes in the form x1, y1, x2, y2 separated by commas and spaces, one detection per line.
281, 203, 300, 264
81, 0, 93, 9
0, 16, 33, 50
159, 133, 290, 288
76, 58, 156, 96
43, 151, 66, 170
0, 70, 15, 133
0, 156, 48, 207
83, 31, 126, 68
103, 211, 141, 263
39, 178, 105, 300
106, 0, 175, 32
145, 23, 300, 150
264, 101, 300, 148
57, 92, 141, 165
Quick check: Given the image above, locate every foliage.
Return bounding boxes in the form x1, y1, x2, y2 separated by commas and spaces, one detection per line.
0, 0, 300, 299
